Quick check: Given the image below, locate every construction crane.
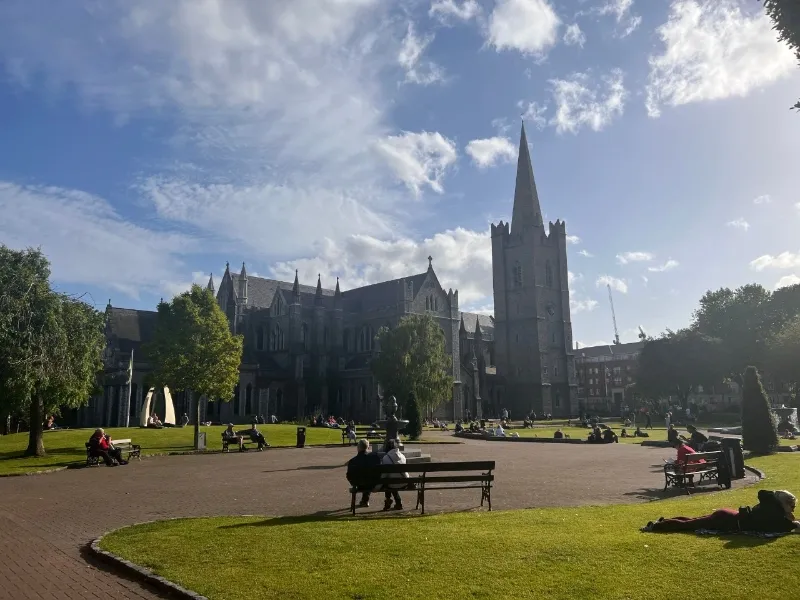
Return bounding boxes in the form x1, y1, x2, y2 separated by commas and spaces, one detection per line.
638, 325, 647, 341
607, 284, 621, 345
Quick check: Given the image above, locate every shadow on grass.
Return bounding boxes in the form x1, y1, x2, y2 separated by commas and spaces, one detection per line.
623, 485, 727, 502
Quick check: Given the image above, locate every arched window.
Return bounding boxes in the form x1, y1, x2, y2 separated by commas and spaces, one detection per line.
546, 261, 553, 287
434, 296, 438, 311
513, 261, 523, 287
257, 326, 265, 350
270, 324, 284, 351
343, 329, 351, 352
323, 326, 328, 346
245, 383, 252, 415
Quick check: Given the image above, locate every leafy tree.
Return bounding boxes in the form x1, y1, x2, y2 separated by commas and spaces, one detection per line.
405, 392, 423, 440
741, 366, 779, 454
635, 330, 726, 408
0, 246, 105, 456
761, 0, 800, 110
767, 314, 800, 407
145, 285, 243, 449
371, 314, 453, 420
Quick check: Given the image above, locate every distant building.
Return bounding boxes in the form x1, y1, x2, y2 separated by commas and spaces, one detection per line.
575, 342, 643, 414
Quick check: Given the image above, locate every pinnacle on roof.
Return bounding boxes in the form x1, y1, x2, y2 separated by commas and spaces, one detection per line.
207, 273, 215, 293
334, 276, 341, 296
240, 262, 247, 278
428, 255, 433, 270
511, 121, 544, 234
315, 274, 324, 305
292, 269, 300, 298
475, 316, 483, 338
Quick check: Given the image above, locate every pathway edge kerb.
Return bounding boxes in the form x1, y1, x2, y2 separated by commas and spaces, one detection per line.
0, 466, 69, 478
91, 530, 209, 600
743, 464, 766, 480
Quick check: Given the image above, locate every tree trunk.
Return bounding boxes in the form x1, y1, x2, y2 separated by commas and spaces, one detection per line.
194, 392, 201, 450
25, 396, 45, 457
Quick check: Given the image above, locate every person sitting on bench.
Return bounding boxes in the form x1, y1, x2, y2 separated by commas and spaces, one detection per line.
642, 490, 800, 533
88, 429, 128, 466
382, 439, 409, 511
686, 424, 708, 451
249, 424, 270, 450
223, 423, 243, 451
674, 438, 704, 466
346, 439, 381, 507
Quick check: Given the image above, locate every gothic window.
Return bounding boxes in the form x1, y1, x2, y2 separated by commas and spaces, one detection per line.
301, 323, 308, 349
434, 296, 438, 311
426, 296, 430, 310
343, 329, 351, 352
554, 390, 561, 408
270, 324, 284, 351
360, 385, 367, 408
546, 261, 553, 287
513, 261, 523, 288
543, 365, 549, 376
245, 383, 252, 415
323, 326, 328, 347
554, 365, 559, 377
256, 326, 265, 350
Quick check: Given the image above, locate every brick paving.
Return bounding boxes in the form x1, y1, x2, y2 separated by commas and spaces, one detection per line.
0, 434, 757, 599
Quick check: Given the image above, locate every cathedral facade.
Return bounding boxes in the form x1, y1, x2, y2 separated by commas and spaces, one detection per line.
80, 124, 576, 427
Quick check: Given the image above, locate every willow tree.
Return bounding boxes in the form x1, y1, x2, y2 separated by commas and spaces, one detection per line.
146, 285, 243, 449
371, 314, 453, 432
0, 246, 105, 456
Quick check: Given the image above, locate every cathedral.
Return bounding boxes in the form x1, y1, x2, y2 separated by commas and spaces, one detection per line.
80, 123, 577, 427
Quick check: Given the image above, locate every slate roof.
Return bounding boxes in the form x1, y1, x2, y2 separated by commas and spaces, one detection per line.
106, 308, 158, 356
341, 272, 428, 313
460, 312, 495, 341
575, 341, 644, 359
229, 274, 335, 310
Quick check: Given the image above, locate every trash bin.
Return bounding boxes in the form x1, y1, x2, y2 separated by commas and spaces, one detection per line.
296, 426, 306, 448
722, 437, 745, 480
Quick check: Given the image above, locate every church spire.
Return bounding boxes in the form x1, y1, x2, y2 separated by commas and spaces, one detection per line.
315, 274, 323, 305
207, 273, 215, 294
511, 121, 544, 234
292, 269, 300, 301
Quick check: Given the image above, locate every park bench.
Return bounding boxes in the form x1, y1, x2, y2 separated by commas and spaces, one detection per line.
349, 460, 495, 515
663, 451, 730, 493
342, 427, 387, 445
221, 431, 251, 452
85, 438, 141, 466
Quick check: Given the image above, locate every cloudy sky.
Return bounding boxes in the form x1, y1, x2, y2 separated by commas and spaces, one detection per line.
1, 0, 798, 347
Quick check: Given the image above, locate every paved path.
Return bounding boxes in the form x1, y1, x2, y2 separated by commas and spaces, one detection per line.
0, 435, 756, 599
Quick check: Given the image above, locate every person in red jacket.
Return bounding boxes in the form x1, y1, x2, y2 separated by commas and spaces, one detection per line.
88, 429, 128, 466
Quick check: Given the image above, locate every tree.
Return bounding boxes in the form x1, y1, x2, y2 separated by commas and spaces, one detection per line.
741, 366, 779, 454
0, 246, 105, 456
761, 0, 800, 110
635, 330, 726, 408
766, 314, 800, 407
405, 392, 422, 440
371, 314, 453, 420
145, 285, 243, 449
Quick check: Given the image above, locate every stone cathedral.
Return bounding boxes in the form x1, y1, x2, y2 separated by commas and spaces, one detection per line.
80, 123, 576, 428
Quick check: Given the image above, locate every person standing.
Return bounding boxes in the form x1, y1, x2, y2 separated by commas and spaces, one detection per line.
645, 412, 652, 430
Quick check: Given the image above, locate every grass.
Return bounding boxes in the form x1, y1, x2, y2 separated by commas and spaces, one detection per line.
100, 453, 800, 600
0, 425, 454, 476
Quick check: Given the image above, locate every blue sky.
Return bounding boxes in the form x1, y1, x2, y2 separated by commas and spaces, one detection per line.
1, 0, 799, 347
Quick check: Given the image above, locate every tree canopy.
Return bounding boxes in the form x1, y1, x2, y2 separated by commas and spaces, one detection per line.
0, 246, 106, 456
635, 330, 726, 408
762, 0, 800, 110
767, 314, 800, 407
145, 285, 243, 449
371, 314, 453, 420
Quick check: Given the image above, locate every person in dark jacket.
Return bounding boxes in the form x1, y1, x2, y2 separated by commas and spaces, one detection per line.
346, 439, 381, 507
88, 429, 128, 466
686, 424, 709, 451
642, 490, 800, 533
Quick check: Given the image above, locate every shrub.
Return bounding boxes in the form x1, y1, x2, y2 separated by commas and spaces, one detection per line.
405, 393, 422, 440
741, 366, 779, 454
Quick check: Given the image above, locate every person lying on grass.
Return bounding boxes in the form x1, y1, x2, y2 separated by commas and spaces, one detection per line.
642, 490, 800, 533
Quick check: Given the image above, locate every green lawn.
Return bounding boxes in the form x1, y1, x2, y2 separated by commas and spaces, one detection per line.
510, 425, 669, 443
100, 453, 800, 600
0, 425, 456, 476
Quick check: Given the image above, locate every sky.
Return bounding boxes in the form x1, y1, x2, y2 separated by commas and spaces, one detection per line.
1, 0, 799, 348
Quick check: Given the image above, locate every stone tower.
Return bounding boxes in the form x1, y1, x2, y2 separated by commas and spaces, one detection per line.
491, 123, 577, 417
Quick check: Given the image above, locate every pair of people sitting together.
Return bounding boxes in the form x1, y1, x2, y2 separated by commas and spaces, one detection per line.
222, 423, 270, 451
88, 429, 128, 466
588, 426, 618, 443
346, 439, 409, 511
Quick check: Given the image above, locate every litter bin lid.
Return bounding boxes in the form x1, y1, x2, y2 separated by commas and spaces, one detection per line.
297, 426, 306, 432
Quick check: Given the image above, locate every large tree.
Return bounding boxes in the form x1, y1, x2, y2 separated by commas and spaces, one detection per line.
767, 314, 800, 407
371, 314, 453, 421
635, 330, 726, 408
0, 246, 105, 456
762, 0, 800, 110
145, 285, 243, 449
741, 366, 779, 454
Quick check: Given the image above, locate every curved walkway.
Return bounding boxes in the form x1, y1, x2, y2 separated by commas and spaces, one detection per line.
0, 435, 757, 599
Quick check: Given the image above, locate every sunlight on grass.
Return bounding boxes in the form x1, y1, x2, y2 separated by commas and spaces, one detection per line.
100, 453, 800, 600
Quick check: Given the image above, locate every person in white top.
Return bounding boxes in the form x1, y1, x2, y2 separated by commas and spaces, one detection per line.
495, 424, 506, 437
381, 439, 408, 511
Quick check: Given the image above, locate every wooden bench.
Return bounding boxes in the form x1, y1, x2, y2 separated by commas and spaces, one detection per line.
221, 432, 250, 452
349, 460, 495, 515
342, 427, 387, 445
85, 438, 141, 466
663, 451, 730, 493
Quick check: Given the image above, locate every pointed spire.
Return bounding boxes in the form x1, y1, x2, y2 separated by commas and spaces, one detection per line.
511, 121, 544, 234
459, 312, 466, 332
428, 255, 433, 270
334, 277, 341, 296
315, 274, 324, 306
240, 262, 247, 278
475, 316, 483, 338
292, 269, 300, 299
207, 273, 215, 293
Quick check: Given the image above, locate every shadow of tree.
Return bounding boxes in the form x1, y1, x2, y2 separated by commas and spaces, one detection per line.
262, 464, 346, 474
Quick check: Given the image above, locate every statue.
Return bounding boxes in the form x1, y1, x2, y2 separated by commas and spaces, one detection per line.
384, 395, 399, 451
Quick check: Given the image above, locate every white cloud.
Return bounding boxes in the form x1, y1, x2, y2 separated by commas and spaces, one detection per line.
726, 218, 750, 231
518, 101, 549, 130
568, 271, 583, 285
487, 0, 561, 56
375, 131, 458, 195
563, 23, 586, 48
795, 202, 800, 213
566, 235, 581, 244
270, 227, 494, 309
641, 275, 649, 285
550, 69, 628, 134
570, 298, 598, 313
398, 22, 444, 85
616, 251, 653, 264
775, 274, 800, 290
596, 275, 628, 293
0, 181, 196, 300
753, 194, 772, 205
645, 0, 796, 117
648, 259, 679, 272
578, 249, 594, 258
429, 0, 480, 24
465, 137, 517, 169
750, 252, 800, 271
598, 0, 641, 37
